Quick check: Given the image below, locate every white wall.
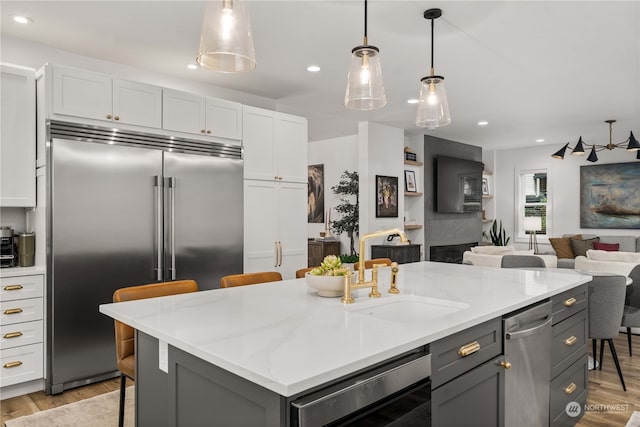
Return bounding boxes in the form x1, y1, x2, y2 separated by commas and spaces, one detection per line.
494, 144, 640, 252
307, 135, 358, 255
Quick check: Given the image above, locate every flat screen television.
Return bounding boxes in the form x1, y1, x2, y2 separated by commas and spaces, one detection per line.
435, 155, 483, 213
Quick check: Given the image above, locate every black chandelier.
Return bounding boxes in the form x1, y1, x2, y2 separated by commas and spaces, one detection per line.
551, 120, 639, 163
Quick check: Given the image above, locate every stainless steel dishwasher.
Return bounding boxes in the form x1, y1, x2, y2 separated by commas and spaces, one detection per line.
503, 300, 553, 427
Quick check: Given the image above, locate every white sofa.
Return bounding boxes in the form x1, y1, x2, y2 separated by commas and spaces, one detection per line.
574, 250, 640, 277
462, 245, 558, 268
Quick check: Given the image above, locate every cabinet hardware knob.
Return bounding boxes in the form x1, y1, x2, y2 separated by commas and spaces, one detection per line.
458, 341, 481, 357
107, 114, 112, 119
3, 308, 23, 315
3, 361, 23, 369
3, 285, 23, 291
564, 297, 576, 307
564, 382, 577, 395
206, 130, 211, 134
564, 336, 577, 346
201, 129, 206, 133
3, 331, 23, 339
114, 116, 120, 121
500, 361, 512, 369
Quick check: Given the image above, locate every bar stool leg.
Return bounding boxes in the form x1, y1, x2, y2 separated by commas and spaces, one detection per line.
119, 374, 126, 427
599, 339, 605, 370
591, 339, 597, 370
607, 339, 626, 392
627, 327, 633, 357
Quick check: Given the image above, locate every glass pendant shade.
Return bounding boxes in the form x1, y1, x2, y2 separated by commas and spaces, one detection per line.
551, 143, 569, 159
627, 131, 640, 151
344, 46, 386, 110
415, 75, 451, 129
586, 146, 598, 162
571, 137, 585, 156
196, 0, 256, 73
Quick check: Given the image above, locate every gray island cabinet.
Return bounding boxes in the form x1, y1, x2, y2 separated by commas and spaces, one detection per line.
100, 262, 590, 426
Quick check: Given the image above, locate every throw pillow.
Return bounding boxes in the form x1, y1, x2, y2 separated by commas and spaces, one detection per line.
549, 237, 574, 259
593, 241, 620, 252
587, 249, 640, 263
570, 237, 600, 257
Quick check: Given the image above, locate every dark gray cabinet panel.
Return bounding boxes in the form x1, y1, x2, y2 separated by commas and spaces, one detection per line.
551, 310, 587, 378
551, 285, 588, 326
550, 355, 588, 426
371, 244, 421, 264
136, 332, 169, 427
432, 356, 505, 427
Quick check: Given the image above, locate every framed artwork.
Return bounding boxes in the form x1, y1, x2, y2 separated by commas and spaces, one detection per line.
404, 170, 417, 192
308, 164, 324, 223
482, 178, 489, 195
376, 175, 398, 218
580, 162, 640, 228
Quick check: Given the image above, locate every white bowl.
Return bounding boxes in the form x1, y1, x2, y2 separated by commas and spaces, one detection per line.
305, 272, 352, 297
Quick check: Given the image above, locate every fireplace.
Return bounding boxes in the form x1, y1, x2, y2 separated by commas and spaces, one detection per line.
430, 242, 478, 264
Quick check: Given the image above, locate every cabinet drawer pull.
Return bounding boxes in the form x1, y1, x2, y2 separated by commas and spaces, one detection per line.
458, 341, 481, 357
107, 114, 112, 119
500, 361, 512, 369
201, 129, 206, 133
564, 297, 577, 307
114, 115, 120, 121
4, 308, 23, 315
3, 361, 23, 369
564, 382, 577, 395
3, 331, 23, 339
206, 130, 211, 134
3, 285, 23, 291
564, 336, 577, 346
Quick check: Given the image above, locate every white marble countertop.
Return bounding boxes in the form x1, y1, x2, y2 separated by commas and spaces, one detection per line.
0, 265, 46, 278
99, 262, 590, 397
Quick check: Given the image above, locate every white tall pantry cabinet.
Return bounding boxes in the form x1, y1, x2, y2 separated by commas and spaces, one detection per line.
243, 106, 308, 279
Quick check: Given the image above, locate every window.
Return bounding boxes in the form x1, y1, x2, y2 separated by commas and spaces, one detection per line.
518, 169, 549, 241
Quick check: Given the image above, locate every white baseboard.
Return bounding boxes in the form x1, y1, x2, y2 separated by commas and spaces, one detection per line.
0, 378, 44, 400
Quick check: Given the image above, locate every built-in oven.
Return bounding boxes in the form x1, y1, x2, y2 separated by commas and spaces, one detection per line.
290, 347, 431, 427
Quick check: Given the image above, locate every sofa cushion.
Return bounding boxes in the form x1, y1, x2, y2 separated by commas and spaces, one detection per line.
570, 237, 599, 257
549, 237, 575, 259
470, 245, 515, 255
587, 250, 640, 263
593, 241, 619, 252
575, 255, 637, 277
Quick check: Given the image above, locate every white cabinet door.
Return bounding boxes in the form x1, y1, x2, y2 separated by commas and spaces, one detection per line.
52, 65, 112, 121
162, 88, 206, 135
205, 98, 242, 140
113, 79, 162, 128
275, 113, 308, 183
276, 182, 308, 279
244, 180, 279, 273
0, 65, 35, 207
243, 106, 276, 181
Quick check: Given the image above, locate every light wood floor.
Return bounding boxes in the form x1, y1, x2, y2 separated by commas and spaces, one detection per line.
1, 335, 638, 426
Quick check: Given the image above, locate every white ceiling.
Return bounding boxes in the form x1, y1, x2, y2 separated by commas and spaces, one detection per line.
1, 1, 639, 151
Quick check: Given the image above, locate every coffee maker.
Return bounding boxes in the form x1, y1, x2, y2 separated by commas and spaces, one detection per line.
0, 226, 17, 268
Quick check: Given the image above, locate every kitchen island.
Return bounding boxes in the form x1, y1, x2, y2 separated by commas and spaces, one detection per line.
99, 261, 591, 426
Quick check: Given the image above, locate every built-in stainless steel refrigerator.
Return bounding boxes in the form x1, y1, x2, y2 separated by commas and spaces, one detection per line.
46, 121, 243, 394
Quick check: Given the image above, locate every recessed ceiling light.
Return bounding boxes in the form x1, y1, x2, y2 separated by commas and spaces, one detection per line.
307, 65, 321, 72
477, 121, 489, 126
536, 139, 545, 143
12, 15, 33, 24
407, 99, 419, 104
186, 63, 198, 70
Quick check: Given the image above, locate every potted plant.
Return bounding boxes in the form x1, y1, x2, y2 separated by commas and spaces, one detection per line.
490, 220, 511, 246
306, 255, 353, 297
331, 171, 359, 256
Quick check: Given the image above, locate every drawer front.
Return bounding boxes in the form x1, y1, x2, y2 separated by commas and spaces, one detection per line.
431, 317, 502, 388
551, 285, 587, 326
551, 310, 587, 378
0, 320, 43, 350
0, 298, 44, 326
0, 275, 44, 302
550, 355, 587, 426
0, 343, 44, 387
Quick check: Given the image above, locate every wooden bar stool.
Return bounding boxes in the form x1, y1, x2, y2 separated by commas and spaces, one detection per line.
220, 272, 282, 288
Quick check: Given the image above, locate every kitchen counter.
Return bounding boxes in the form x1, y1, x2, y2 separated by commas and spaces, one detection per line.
99, 262, 590, 397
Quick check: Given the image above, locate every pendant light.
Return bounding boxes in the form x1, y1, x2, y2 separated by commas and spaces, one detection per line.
415, 8, 451, 129
196, 0, 256, 73
344, 0, 386, 110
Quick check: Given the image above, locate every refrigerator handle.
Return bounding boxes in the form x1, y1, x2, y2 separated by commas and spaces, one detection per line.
274, 242, 278, 268
168, 177, 177, 280
278, 241, 283, 267
154, 176, 164, 281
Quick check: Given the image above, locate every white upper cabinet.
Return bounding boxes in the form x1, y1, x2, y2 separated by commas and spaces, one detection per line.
52, 65, 161, 128
163, 88, 242, 140
243, 106, 307, 183
1, 64, 35, 207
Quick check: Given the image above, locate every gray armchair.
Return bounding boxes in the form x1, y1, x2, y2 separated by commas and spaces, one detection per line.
621, 265, 640, 356
500, 255, 546, 269
588, 273, 627, 391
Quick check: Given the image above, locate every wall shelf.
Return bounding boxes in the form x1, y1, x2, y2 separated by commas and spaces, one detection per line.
405, 192, 423, 197
404, 224, 423, 230
482, 194, 493, 199
483, 169, 493, 175
404, 160, 423, 167
482, 219, 494, 224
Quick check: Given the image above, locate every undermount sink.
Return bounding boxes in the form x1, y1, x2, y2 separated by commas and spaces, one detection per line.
348, 295, 469, 323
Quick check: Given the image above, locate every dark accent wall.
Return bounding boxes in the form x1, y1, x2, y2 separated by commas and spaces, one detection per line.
423, 135, 482, 260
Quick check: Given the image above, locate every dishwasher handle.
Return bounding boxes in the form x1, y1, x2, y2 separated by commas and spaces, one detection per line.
506, 316, 552, 340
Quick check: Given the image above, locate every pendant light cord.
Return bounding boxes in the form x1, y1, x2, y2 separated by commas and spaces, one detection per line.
364, 0, 368, 44
430, 17, 435, 72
